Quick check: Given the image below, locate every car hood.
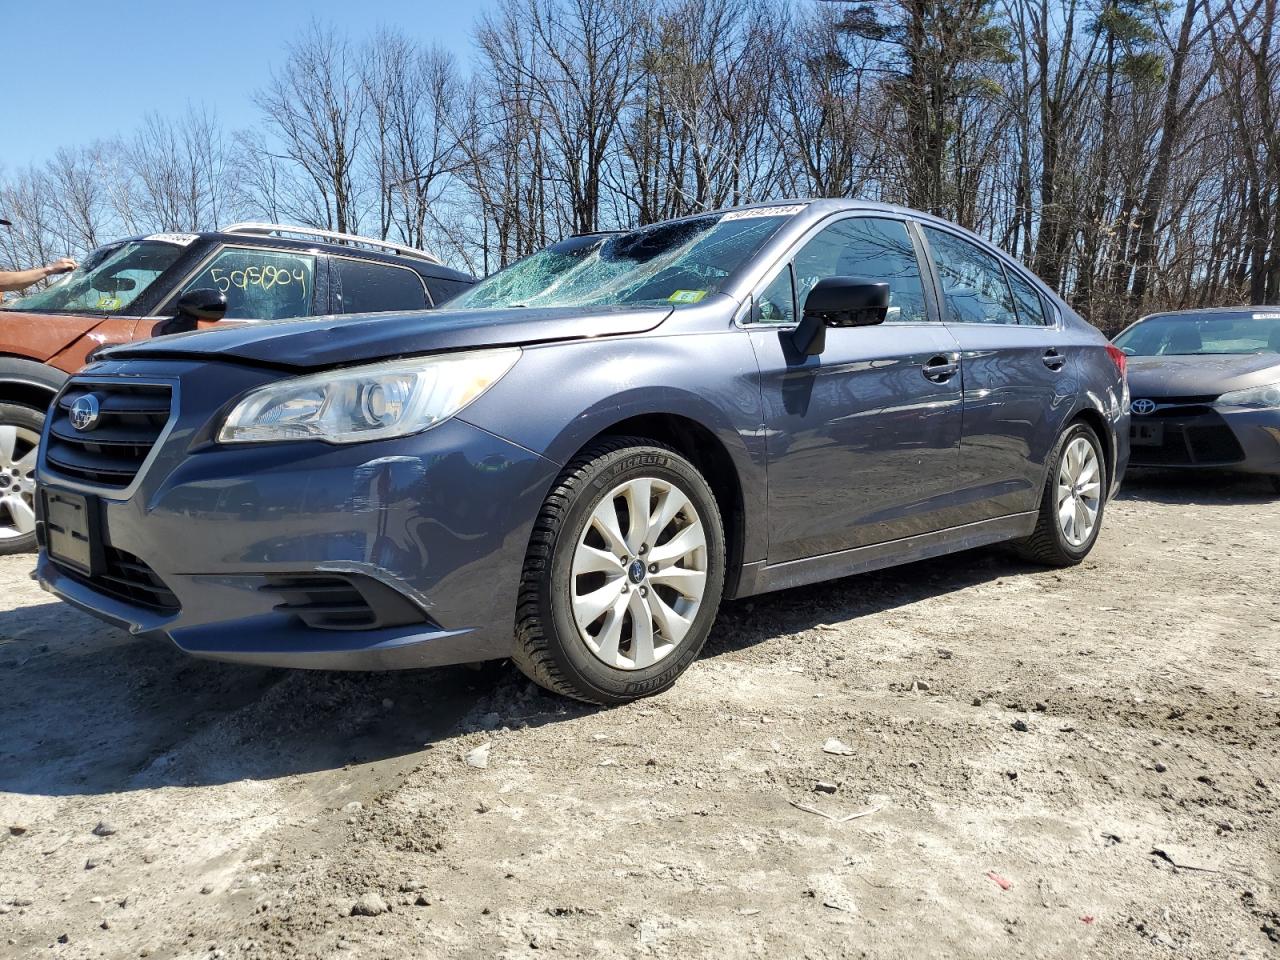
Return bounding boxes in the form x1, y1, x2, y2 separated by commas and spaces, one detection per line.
99, 304, 675, 370
0, 309, 108, 362
1125, 353, 1280, 398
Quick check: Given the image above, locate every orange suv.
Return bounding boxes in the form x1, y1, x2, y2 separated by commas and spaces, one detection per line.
0, 224, 473, 554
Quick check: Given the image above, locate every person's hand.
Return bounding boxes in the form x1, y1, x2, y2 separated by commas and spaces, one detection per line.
44, 257, 77, 276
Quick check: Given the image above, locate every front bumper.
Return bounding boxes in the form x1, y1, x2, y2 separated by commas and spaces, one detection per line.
35, 359, 560, 670
1127, 403, 1280, 474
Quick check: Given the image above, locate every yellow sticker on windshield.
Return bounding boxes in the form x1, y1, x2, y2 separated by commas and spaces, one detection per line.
96, 296, 121, 310
668, 289, 706, 304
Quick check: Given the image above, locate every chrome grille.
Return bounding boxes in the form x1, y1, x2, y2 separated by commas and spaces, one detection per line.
45, 383, 172, 487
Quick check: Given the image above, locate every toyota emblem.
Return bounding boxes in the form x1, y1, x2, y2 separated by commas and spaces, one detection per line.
1130, 398, 1156, 416
70, 394, 101, 432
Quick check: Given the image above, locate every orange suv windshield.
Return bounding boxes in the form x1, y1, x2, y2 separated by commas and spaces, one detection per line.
4, 240, 186, 314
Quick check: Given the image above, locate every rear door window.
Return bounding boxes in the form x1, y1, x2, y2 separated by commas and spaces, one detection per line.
1006, 270, 1051, 326
923, 228, 1019, 325
335, 259, 429, 314
178, 247, 317, 321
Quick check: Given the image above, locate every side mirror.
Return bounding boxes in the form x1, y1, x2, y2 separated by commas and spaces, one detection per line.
792, 278, 891, 356
175, 288, 227, 322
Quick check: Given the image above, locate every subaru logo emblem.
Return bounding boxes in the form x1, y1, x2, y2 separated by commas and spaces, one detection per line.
70, 394, 101, 432
1130, 398, 1156, 416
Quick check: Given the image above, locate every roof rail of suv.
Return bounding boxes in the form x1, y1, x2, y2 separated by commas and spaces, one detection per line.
221, 222, 443, 266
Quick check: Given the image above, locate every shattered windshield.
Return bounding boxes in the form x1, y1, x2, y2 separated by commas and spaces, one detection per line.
3, 240, 186, 315
452, 210, 798, 310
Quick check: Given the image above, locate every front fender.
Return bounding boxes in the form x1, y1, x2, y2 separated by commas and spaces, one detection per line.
457, 329, 769, 563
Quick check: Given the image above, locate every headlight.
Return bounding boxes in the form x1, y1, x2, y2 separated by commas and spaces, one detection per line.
1216, 380, 1280, 410
218, 348, 521, 444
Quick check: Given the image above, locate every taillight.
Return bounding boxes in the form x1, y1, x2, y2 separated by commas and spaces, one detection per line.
1105, 344, 1127, 377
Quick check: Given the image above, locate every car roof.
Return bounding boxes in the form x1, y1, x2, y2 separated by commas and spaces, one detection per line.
596, 198, 934, 227
577, 198, 1014, 249
111, 230, 474, 282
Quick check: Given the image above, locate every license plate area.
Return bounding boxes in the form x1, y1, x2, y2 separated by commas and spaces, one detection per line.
1131, 422, 1164, 447
42, 487, 104, 576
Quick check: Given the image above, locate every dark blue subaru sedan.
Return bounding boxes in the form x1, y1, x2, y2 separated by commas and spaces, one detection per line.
34, 200, 1129, 704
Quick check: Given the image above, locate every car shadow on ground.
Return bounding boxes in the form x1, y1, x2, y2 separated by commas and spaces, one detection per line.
705, 546, 1029, 662
4, 473, 1272, 801
0, 598, 519, 799
1120, 470, 1279, 505
0, 543, 1036, 800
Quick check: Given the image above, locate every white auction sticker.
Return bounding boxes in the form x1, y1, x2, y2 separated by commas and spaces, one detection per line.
721, 204, 808, 221
143, 233, 199, 246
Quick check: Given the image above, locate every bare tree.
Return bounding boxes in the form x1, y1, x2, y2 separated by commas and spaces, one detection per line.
772, 6, 883, 200
362, 31, 464, 248
1124, 0, 1220, 306
0, 169, 58, 272
256, 21, 367, 233
1209, 0, 1280, 304
45, 145, 108, 251
3, 0, 1277, 319
480, 0, 644, 235
121, 110, 231, 233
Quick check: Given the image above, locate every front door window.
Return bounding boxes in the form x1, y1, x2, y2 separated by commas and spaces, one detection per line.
177, 247, 317, 321
791, 218, 930, 324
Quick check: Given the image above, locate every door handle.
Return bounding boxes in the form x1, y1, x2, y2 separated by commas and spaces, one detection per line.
922, 355, 959, 382
1042, 348, 1067, 371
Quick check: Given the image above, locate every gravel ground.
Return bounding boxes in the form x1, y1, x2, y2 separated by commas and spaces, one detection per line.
1, 473, 1277, 960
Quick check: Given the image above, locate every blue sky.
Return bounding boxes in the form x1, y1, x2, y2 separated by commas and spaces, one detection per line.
0, 0, 495, 169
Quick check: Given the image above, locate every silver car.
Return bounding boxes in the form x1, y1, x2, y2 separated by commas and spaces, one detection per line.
1114, 307, 1280, 491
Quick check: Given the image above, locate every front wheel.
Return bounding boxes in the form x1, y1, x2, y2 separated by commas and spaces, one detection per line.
0, 402, 42, 556
1015, 421, 1107, 567
513, 437, 726, 705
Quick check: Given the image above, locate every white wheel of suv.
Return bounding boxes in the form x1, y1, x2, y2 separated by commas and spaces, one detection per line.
0, 403, 41, 555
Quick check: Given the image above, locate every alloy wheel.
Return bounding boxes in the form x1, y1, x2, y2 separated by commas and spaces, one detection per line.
0, 423, 39, 542
570, 477, 708, 670
1056, 436, 1101, 547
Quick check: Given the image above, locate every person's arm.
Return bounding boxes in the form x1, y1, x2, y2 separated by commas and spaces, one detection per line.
0, 257, 77, 293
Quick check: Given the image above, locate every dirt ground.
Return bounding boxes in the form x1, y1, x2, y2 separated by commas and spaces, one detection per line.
1, 472, 1277, 960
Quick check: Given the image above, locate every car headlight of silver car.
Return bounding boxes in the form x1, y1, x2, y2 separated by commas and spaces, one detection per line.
217, 348, 521, 444
1216, 380, 1280, 410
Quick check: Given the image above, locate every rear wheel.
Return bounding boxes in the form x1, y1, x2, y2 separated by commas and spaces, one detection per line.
1016, 421, 1106, 567
0, 402, 42, 556
513, 437, 726, 705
